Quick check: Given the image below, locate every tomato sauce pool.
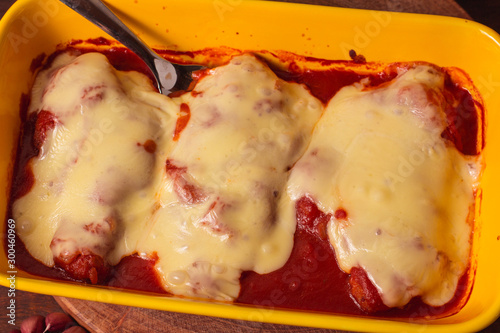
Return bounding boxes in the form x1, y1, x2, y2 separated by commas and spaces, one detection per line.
5, 42, 481, 319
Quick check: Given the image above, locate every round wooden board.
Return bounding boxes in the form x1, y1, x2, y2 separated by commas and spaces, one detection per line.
54, 1, 470, 332
55, 296, 341, 333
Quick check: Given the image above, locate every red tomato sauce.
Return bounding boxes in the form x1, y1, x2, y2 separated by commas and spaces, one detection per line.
5, 40, 481, 318
237, 196, 471, 318
173, 103, 191, 141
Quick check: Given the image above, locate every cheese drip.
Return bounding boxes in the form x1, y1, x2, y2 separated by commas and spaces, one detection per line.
13, 52, 175, 267
13, 52, 323, 300
286, 66, 478, 308
137, 55, 323, 300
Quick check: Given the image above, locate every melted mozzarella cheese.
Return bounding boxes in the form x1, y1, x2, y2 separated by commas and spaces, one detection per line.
14, 51, 479, 307
133, 55, 323, 300
13, 53, 323, 300
286, 66, 478, 308
14, 52, 175, 267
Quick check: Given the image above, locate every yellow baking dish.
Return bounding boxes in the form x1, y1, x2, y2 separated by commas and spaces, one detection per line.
1, 0, 500, 332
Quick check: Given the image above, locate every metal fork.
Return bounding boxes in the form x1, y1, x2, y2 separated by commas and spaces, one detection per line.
59, 0, 203, 95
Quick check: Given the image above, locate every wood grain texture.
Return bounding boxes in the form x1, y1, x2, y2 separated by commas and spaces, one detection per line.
55, 297, 340, 333
1, 287, 63, 320
1, 0, 499, 332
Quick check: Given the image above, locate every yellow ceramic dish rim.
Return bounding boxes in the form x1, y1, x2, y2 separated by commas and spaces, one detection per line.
1, 0, 500, 332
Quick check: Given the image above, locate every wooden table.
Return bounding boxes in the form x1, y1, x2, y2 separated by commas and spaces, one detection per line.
1, 0, 499, 332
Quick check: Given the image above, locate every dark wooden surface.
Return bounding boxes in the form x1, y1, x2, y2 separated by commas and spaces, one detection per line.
455, 0, 500, 33
1, 0, 500, 332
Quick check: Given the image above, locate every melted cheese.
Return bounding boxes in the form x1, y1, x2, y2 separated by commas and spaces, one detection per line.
13, 53, 322, 300
131, 55, 322, 300
14, 51, 479, 307
14, 52, 175, 267
286, 66, 478, 307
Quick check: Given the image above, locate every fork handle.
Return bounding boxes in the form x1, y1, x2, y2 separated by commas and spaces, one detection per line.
59, 0, 176, 93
